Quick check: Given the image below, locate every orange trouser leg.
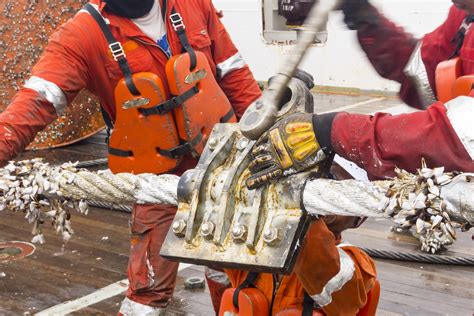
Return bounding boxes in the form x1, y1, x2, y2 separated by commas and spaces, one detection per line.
126, 204, 179, 307
356, 280, 381, 316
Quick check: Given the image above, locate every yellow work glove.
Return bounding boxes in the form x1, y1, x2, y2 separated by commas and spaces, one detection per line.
246, 113, 327, 189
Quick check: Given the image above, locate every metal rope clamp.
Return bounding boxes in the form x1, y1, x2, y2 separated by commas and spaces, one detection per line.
161, 78, 318, 273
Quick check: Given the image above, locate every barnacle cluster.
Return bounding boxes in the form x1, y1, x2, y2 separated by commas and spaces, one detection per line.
378, 160, 461, 253
0, 158, 88, 244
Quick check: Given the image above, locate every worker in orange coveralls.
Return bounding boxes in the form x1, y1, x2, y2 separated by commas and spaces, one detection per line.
218, 0, 473, 315
0, 0, 261, 314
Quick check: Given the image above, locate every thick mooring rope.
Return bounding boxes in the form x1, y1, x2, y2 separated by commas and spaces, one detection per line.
75, 158, 108, 169
88, 200, 132, 213
360, 248, 474, 266
0, 159, 472, 254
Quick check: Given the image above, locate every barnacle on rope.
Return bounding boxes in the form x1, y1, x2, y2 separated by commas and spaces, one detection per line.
0, 158, 471, 255
0, 158, 89, 243
378, 159, 460, 254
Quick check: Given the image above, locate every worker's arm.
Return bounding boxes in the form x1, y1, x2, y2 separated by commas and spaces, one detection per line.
341, 1, 421, 107
294, 219, 377, 316
205, 0, 262, 118
331, 96, 474, 178
343, 3, 467, 109
247, 96, 474, 185
0, 14, 91, 166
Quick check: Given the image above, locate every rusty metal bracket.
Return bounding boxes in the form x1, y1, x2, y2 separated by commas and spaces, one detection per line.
161, 78, 317, 273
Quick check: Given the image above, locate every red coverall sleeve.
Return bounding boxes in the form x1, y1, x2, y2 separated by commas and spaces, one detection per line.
355, 7, 421, 107
0, 15, 90, 166
206, 1, 261, 118
331, 100, 474, 179
294, 219, 377, 316
419, 6, 466, 91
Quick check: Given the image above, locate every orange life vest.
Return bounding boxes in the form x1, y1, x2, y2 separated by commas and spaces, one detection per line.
219, 275, 380, 316
85, 4, 236, 174
435, 57, 474, 102
219, 272, 322, 316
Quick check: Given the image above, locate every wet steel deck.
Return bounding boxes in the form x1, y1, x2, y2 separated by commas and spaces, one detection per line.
0, 93, 473, 315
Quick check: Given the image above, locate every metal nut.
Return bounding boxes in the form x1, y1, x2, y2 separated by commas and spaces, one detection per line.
172, 220, 187, 237
184, 277, 206, 290
200, 221, 215, 238
232, 224, 247, 242
263, 227, 281, 246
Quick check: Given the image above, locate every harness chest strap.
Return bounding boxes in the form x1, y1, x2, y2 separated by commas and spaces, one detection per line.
83, 3, 199, 161
85, 1, 235, 173
84, 3, 199, 118
85, 2, 236, 121
450, 14, 474, 59
84, 3, 140, 96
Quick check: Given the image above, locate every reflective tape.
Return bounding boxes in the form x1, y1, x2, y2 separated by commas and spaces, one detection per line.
216, 52, 246, 78
445, 96, 474, 160
24, 76, 67, 116
311, 247, 355, 307
404, 42, 437, 109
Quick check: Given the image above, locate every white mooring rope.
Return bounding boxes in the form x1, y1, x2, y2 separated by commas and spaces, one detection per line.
0, 159, 472, 253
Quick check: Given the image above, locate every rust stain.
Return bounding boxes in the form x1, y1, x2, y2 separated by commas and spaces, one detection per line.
0, 0, 104, 150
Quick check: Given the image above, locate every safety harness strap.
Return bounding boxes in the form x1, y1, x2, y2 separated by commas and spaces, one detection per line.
170, 8, 197, 70
84, 3, 140, 96
139, 86, 199, 116
450, 15, 474, 59
220, 108, 235, 123
232, 272, 259, 309
302, 292, 318, 316
108, 132, 203, 158
108, 147, 133, 157
158, 132, 203, 158
99, 106, 114, 145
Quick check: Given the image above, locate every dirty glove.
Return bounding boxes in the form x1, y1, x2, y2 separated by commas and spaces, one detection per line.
339, 0, 379, 30
246, 112, 335, 189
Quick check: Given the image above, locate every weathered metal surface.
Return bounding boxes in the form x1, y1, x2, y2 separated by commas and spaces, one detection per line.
0, 0, 104, 150
161, 123, 314, 273
161, 78, 316, 273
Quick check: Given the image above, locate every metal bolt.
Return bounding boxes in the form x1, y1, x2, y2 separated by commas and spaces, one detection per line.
201, 221, 215, 238
232, 224, 247, 242
208, 137, 218, 149
172, 220, 186, 237
237, 138, 249, 150
263, 227, 281, 246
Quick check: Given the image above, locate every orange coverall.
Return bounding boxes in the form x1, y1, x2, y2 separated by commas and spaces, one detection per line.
225, 219, 378, 316
0, 0, 261, 307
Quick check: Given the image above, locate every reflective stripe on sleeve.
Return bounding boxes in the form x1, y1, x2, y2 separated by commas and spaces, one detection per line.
24, 76, 67, 116
310, 247, 355, 307
404, 42, 437, 109
445, 96, 474, 159
216, 52, 246, 78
